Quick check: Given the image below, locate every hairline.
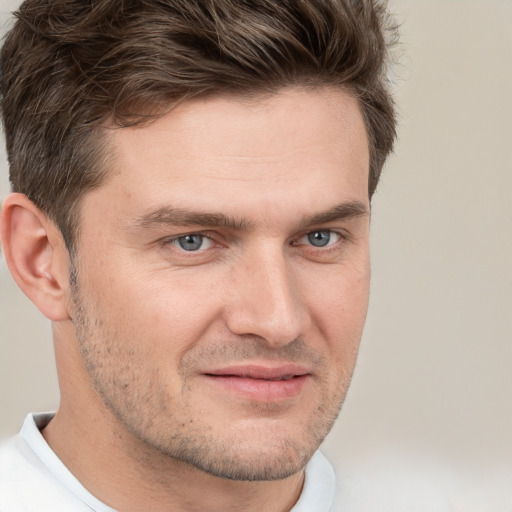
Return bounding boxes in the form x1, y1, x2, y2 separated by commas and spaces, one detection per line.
66, 82, 370, 254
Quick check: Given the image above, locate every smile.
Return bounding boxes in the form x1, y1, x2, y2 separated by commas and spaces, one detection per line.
203, 365, 311, 402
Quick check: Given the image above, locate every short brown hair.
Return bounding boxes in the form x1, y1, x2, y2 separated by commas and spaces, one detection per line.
1, 0, 397, 250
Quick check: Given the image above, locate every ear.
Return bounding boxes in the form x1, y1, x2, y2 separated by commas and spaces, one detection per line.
1, 193, 71, 321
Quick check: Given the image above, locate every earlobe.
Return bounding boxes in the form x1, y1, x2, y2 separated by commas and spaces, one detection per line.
0, 193, 71, 321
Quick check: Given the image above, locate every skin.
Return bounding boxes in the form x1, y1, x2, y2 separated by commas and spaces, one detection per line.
1, 87, 370, 512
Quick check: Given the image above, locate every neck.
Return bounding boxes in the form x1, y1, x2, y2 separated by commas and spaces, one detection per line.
46, 322, 306, 511
43, 393, 304, 512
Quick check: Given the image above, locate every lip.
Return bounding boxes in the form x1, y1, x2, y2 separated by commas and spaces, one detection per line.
202, 364, 311, 402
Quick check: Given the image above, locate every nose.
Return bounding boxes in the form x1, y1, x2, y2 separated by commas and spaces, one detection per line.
224, 244, 310, 347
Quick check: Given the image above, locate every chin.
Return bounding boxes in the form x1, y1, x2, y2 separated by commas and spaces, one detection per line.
173, 437, 313, 481
141, 414, 333, 482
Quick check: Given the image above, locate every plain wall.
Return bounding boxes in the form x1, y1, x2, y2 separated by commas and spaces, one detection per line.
1, 0, 511, 503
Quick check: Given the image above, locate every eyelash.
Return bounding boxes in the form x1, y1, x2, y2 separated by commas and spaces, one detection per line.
293, 230, 344, 250
160, 232, 217, 253
162, 229, 348, 254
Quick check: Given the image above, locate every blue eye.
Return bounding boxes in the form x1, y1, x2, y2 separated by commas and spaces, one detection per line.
307, 230, 332, 247
176, 234, 206, 251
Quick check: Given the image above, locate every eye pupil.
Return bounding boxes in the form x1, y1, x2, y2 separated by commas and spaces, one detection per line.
178, 234, 203, 251
307, 231, 330, 247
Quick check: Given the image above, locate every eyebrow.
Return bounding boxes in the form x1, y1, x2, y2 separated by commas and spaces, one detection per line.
130, 200, 369, 232
131, 208, 252, 231
297, 201, 369, 229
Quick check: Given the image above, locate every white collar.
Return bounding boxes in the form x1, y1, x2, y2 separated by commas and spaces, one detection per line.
21, 412, 335, 512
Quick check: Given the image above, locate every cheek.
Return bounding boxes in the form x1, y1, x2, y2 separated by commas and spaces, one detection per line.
305, 261, 370, 360
85, 260, 227, 357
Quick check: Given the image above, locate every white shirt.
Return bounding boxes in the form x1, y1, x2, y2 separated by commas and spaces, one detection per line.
0, 413, 337, 511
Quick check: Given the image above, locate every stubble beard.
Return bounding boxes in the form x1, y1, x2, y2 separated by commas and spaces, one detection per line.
69, 264, 353, 482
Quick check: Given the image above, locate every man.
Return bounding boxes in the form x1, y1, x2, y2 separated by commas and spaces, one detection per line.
0, 0, 396, 510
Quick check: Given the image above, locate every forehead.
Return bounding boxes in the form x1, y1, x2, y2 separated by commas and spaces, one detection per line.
86, 87, 369, 225
110, 86, 368, 159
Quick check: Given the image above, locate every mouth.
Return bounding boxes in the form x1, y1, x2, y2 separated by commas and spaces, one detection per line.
202, 364, 311, 402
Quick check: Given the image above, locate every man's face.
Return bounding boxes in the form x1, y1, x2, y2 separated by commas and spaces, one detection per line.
70, 87, 370, 480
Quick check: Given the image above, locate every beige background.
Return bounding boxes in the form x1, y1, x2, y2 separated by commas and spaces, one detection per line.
1, 0, 511, 505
